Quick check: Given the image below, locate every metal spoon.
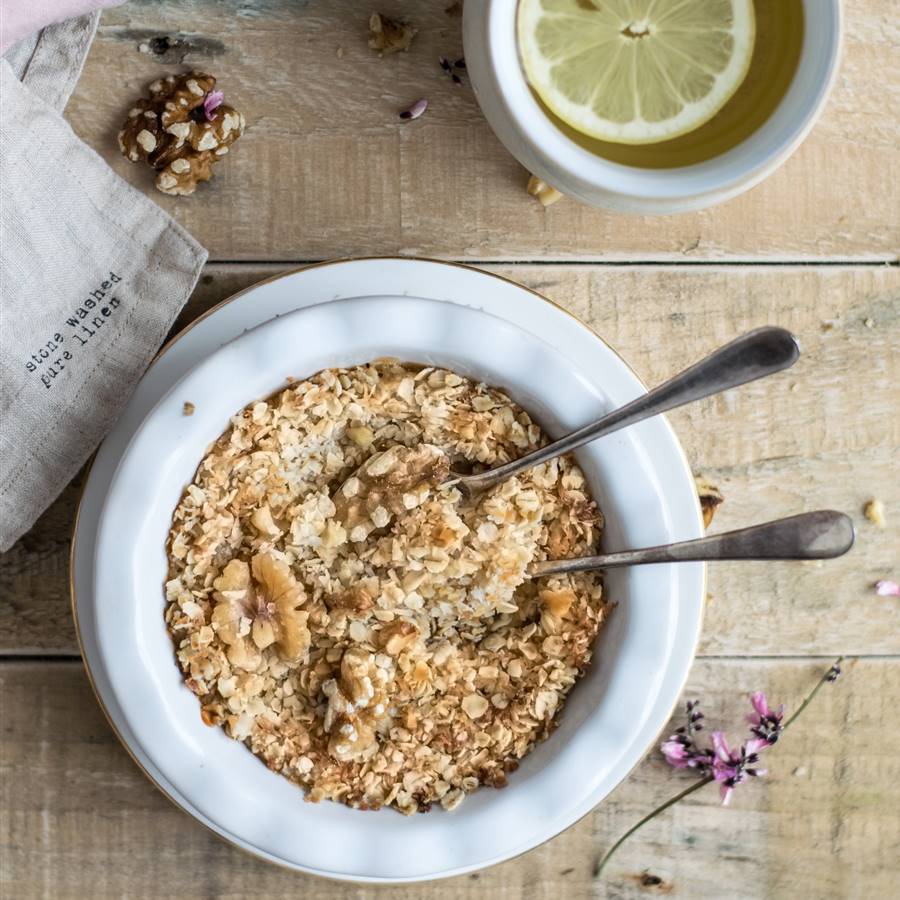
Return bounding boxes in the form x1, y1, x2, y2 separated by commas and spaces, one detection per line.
448, 326, 800, 496
528, 510, 854, 578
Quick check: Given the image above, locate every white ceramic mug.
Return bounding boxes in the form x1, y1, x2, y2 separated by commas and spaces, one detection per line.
463, 0, 842, 214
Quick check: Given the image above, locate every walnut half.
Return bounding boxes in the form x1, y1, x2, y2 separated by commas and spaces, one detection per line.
210, 553, 310, 669
118, 72, 244, 196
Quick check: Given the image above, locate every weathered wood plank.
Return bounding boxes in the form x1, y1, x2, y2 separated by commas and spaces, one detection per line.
1, 263, 897, 656
65, 0, 900, 261
2, 658, 897, 899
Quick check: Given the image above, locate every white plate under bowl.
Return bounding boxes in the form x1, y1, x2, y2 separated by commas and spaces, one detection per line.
72, 258, 704, 882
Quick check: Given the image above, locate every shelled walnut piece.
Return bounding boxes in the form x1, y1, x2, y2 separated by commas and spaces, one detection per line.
118, 72, 244, 196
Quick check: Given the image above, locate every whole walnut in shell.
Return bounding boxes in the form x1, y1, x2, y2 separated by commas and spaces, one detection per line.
118, 72, 244, 196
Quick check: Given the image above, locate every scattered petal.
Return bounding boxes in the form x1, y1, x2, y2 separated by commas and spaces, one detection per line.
399, 98, 428, 121
875, 579, 900, 597
203, 90, 224, 121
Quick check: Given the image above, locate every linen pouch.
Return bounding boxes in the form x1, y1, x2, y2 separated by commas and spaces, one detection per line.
0, 17, 207, 549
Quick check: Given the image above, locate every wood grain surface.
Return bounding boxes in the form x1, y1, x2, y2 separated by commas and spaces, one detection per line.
2, 658, 897, 899
65, 0, 900, 262
3, 0, 898, 896
2, 265, 896, 657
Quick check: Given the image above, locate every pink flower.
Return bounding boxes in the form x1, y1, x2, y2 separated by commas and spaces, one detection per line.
660, 693, 785, 802
710, 731, 767, 805
597, 659, 844, 880
661, 740, 693, 769
747, 691, 785, 745
203, 90, 225, 121
660, 700, 712, 772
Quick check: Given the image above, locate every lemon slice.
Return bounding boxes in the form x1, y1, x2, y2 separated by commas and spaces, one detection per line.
518, 0, 756, 145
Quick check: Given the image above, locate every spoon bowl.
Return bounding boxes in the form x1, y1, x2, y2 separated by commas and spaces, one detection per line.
529, 510, 855, 577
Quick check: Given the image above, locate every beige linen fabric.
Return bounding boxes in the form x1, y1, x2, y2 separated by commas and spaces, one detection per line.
0, 22, 207, 550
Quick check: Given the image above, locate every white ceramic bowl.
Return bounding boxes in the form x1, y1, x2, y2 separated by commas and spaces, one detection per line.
464, 0, 842, 213
72, 259, 705, 882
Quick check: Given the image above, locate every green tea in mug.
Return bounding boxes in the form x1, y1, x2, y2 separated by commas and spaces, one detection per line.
518, 0, 804, 168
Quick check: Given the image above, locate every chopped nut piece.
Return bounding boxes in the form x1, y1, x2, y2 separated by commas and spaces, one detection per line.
695, 476, 724, 528
347, 425, 375, 448
368, 12, 417, 55
251, 505, 282, 538
540, 587, 575, 617
379, 620, 418, 655
182, 401, 195, 416
527, 174, 564, 207
864, 498, 886, 528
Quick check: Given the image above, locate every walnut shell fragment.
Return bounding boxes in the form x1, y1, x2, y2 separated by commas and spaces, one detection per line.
118, 72, 244, 196
368, 12, 417, 54
695, 476, 724, 528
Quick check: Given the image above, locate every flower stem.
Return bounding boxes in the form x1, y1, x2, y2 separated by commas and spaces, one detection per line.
593, 774, 713, 878
594, 656, 845, 880
782, 656, 843, 732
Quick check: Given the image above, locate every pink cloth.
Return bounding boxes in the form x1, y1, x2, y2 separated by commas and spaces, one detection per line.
0, 0, 123, 54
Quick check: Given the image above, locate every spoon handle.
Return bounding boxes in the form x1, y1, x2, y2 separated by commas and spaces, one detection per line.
528, 511, 855, 577
459, 326, 799, 493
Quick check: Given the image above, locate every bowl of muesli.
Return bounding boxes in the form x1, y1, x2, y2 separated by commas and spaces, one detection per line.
81, 259, 705, 881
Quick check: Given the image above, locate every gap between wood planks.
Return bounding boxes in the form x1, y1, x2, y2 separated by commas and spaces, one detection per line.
3, 655, 898, 663
203, 259, 899, 267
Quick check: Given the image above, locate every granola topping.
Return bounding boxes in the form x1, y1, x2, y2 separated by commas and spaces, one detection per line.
165, 361, 607, 814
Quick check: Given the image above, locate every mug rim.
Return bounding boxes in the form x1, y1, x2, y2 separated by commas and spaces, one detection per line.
477, 0, 843, 208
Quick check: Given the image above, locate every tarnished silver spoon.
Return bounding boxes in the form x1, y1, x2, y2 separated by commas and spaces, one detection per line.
447, 326, 799, 496
528, 510, 854, 578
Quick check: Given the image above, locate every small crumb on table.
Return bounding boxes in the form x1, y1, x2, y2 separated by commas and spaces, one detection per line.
183, 402, 195, 416
527, 174, 564, 207
863, 498, 885, 527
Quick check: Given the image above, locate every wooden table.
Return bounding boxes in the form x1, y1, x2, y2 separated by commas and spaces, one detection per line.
2, 2, 898, 897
